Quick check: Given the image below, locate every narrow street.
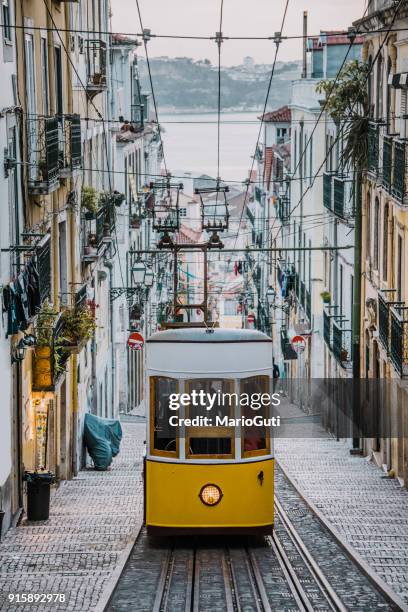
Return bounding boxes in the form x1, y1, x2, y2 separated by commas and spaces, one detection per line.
1, 411, 408, 611
0, 422, 145, 612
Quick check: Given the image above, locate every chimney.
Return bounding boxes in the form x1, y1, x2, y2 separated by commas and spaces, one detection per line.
302, 11, 308, 79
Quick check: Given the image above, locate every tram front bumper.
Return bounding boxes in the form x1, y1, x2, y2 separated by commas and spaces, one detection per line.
145, 458, 274, 535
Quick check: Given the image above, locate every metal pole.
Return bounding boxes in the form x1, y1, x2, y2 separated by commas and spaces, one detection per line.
352, 170, 362, 451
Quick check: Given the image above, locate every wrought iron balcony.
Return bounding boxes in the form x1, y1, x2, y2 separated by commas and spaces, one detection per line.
306, 288, 311, 321
378, 289, 403, 354
393, 139, 406, 202
323, 171, 333, 212
332, 318, 352, 369
59, 114, 82, 177
82, 205, 115, 263
86, 40, 107, 96
390, 304, 408, 377
381, 136, 407, 204
323, 308, 332, 349
36, 236, 51, 305
277, 196, 290, 225
323, 171, 354, 221
368, 122, 379, 175
27, 116, 59, 195
382, 135, 392, 191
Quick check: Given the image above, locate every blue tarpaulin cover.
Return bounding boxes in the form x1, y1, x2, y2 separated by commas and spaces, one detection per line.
84, 413, 123, 470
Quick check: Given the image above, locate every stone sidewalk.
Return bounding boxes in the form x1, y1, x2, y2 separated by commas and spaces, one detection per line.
276, 435, 408, 604
0, 421, 145, 612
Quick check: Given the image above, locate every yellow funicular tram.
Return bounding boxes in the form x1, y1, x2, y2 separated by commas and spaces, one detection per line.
144, 327, 275, 535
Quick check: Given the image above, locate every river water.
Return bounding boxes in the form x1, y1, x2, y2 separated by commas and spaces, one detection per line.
159, 112, 261, 185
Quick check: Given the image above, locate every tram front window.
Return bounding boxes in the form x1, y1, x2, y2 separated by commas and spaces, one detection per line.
185, 379, 235, 458
150, 376, 178, 456
241, 376, 270, 457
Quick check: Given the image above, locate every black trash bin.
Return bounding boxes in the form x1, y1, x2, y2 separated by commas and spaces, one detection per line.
24, 472, 55, 521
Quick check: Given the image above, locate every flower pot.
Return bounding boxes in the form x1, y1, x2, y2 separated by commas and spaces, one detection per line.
33, 346, 53, 389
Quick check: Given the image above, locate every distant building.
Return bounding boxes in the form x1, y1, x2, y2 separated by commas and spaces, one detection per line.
243, 56, 255, 70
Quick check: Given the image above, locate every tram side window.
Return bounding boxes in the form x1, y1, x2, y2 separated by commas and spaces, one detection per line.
185, 379, 235, 458
150, 377, 178, 456
241, 376, 270, 457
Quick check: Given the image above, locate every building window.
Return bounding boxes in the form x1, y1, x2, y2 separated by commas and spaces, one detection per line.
397, 235, 403, 301
41, 37, 49, 116
2, 0, 11, 42
374, 197, 380, 270
179, 207, 187, 217
54, 46, 63, 115
376, 54, 383, 120
383, 203, 389, 281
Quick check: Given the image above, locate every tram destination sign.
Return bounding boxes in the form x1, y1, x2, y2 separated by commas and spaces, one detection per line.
127, 332, 144, 351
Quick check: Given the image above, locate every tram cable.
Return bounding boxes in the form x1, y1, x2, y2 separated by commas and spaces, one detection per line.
265, 0, 403, 255
135, 0, 168, 175
233, 0, 291, 249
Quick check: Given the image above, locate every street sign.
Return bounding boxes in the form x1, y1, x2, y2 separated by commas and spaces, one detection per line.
247, 313, 256, 324
127, 332, 144, 351
291, 335, 306, 354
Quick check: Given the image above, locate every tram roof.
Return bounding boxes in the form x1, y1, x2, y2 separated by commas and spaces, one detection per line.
147, 328, 271, 343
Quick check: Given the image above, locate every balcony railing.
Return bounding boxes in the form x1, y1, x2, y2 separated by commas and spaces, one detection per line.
59, 114, 82, 177
323, 171, 333, 211
36, 236, 51, 304
381, 136, 407, 204
277, 196, 290, 225
27, 116, 59, 195
86, 40, 107, 95
323, 308, 332, 348
368, 122, 379, 175
390, 305, 408, 377
306, 288, 311, 321
382, 135, 392, 191
332, 318, 352, 370
393, 139, 406, 201
323, 171, 354, 221
82, 205, 115, 263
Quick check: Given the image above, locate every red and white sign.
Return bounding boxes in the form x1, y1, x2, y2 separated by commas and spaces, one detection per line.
291, 335, 306, 354
127, 332, 144, 351
247, 313, 256, 324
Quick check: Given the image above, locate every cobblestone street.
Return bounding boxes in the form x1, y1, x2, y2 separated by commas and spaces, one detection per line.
0, 421, 145, 612
276, 435, 408, 604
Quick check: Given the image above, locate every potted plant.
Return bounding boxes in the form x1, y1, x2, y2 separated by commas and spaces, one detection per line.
130, 213, 141, 229
33, 302, 65, 390
320, 291, 331, 304
81, 186, 98, 218
60, 304, 96, 348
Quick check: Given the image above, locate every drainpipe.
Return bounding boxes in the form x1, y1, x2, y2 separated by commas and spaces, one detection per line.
104, 259, 115, 418
301, 11, 308, 79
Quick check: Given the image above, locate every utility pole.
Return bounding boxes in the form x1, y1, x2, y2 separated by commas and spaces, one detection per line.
351, 170, 362, 452
301, 11, 308, 79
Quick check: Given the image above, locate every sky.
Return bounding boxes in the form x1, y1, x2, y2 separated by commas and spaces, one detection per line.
111, 0, 366, 66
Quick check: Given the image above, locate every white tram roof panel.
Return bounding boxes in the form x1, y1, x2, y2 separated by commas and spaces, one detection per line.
147, 328, 273, 377
147, 328, 271, 344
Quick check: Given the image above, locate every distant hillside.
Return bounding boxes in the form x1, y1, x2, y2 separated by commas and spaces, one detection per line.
139, 57, 301, 112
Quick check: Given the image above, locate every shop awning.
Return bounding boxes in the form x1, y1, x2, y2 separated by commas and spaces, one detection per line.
389, 73, 408, 89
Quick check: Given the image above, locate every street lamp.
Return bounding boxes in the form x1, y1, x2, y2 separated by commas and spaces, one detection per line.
266, 286, 276, 308
145, 268, 154, 287
132, 260, 146, 285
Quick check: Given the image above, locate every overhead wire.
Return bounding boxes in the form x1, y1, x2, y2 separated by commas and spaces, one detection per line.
232, 0, 291, 249
135, 0, 168, 175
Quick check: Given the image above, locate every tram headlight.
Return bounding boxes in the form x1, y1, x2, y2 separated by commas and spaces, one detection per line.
199, 484, 223, 506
